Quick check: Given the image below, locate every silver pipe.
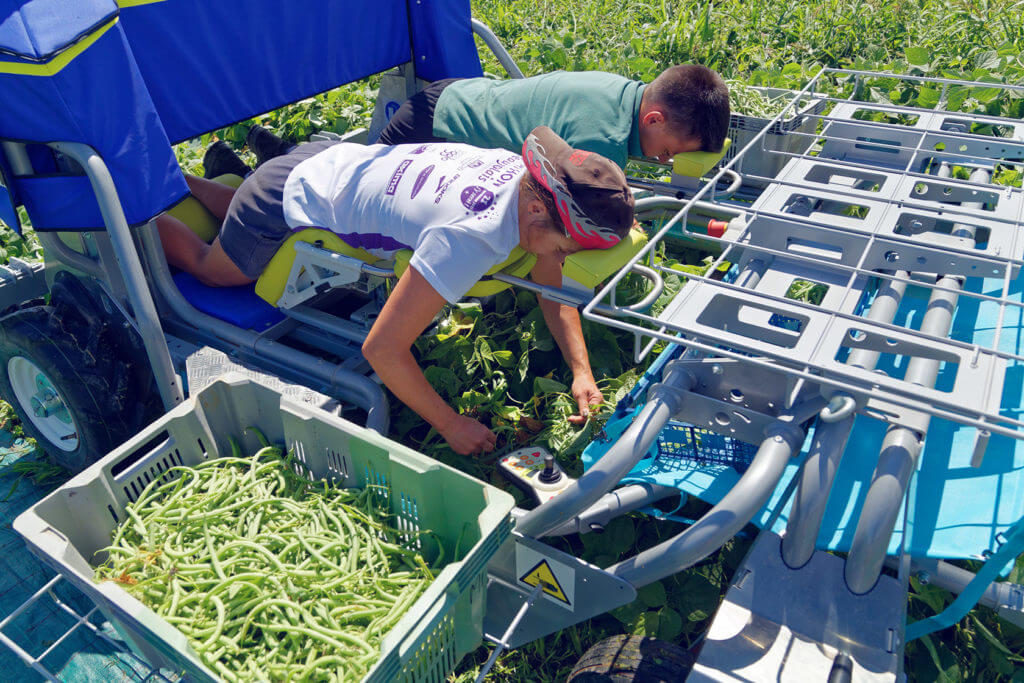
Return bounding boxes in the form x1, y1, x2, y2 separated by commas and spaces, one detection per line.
35, 232, 105, 280
470, 19, 524, 79
544, 483, 681, 536
1, 141, 32, 175
2, 142, 107, 281
493, 267, 664, 314
284, 305, 369, 344
885, 556, 1024, 628
845, 164, 984, 594
633, 196, 744, 223
782, 273, 909, 568
51, 143, 183, 412
136, 223, 390, 432
608, 419, 805, 587
516, 364, 694, 538
733, 257, 770, 289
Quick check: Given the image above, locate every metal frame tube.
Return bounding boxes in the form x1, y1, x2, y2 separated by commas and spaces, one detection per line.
544, 483, 681, 536
885, 556, 1015, 615
608, 419, 805, 587
515, 365, 694, 538
51, 143, 183, 412
782, 274, 909, 568
845, 165, 984, 594
136, 223, 390, 431
471, 19, 524, 79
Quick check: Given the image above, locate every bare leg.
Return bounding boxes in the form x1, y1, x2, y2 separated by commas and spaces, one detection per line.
184, 175, 237, 221
156, 213, 253, 287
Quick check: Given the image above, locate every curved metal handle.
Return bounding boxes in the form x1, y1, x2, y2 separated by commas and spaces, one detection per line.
471, 19, 524, 79
819, 393, 857, 422
718, 168, 742, 196
623, 263, 664, 312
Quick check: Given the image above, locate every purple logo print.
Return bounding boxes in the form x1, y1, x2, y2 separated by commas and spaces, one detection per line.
385, 159, 412, 196
410, 164, 434, 199
410, 145, 429, 154
460, 186, 495, 212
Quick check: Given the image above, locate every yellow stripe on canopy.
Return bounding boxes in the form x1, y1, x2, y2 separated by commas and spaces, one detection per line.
0, 17, 119, 77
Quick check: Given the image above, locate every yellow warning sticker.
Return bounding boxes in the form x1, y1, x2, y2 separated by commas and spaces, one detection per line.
519, 559, 571, 605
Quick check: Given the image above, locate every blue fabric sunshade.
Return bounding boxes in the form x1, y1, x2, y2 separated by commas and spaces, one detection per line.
0, 0, 482, 231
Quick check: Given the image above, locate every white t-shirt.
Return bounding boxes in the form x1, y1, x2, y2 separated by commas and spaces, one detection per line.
281, 142, 524, 303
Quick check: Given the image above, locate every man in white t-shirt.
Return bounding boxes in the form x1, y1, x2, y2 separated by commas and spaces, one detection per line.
157, 126, 635, 455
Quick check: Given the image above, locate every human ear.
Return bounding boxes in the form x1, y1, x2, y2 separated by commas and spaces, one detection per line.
528, 198, 548, 217
642, 110, 665, 127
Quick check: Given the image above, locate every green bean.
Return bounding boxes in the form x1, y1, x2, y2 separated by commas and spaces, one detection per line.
95, 439, 437, 681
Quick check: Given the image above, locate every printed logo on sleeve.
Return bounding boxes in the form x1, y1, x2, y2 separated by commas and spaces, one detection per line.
385, 159, 412, 196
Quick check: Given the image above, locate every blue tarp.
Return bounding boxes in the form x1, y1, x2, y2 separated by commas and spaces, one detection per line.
0, 437, 157, 681
0, 0, 482, 231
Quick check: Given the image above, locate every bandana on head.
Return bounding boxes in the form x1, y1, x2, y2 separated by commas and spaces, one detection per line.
522, 132, 622, 249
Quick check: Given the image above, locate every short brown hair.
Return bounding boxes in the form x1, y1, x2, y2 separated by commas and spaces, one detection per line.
647, 65, 730, 153
520, 173, 631, 243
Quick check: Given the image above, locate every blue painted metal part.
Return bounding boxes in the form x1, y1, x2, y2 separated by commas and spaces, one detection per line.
905, 515, 1024, 641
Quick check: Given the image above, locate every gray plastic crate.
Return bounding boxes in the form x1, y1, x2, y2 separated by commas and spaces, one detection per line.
14, 375, 515, 682
726, 86, 827, 180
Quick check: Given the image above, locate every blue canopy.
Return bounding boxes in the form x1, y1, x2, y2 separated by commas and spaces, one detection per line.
0, 0, 482, 231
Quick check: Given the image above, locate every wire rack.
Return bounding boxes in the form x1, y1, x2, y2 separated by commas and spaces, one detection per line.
586, 68, 1024, 447
0, 573, 172, 682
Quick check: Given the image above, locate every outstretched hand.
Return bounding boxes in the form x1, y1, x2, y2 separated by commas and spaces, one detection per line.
440, 413, 498, 455
568, 375, 604, 425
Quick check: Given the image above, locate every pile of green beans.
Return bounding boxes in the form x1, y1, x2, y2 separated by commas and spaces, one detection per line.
95, 430, 437, 682
727, 80, 808, 119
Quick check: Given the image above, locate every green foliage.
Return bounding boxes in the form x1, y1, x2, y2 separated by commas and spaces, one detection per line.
175, 80, 379, 174
0, 208, 43, 265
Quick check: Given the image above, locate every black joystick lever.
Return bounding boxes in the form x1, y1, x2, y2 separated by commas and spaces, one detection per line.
538, 453, 562, 484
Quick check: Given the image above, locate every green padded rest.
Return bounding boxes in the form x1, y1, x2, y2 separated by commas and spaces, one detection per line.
672, 138, 731, 178
165, 173, 245, 243
562, 227, 647, 289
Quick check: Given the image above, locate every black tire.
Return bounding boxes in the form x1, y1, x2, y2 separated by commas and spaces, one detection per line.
0, 273, 161, 472
567, 635, 695, 683
47, 271, 163, 429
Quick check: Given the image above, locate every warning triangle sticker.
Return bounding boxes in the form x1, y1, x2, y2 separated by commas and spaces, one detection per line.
518, 559, 570, 605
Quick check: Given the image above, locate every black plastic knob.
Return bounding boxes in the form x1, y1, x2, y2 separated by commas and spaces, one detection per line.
538, 454, 562, 484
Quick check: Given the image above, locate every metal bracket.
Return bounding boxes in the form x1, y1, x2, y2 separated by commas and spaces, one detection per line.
484, 531, 636, 649
274, 241, 390, 309
658, 358, 821, 444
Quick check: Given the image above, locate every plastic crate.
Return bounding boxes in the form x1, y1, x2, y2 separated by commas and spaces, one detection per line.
13, 376, 514, 682
725, 86, 828, 180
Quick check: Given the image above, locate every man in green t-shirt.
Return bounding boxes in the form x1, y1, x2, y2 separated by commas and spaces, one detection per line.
375, 64, 730, 169
214, 64, 731, 179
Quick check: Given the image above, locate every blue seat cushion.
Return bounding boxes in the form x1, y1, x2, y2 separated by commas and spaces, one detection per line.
173, 272, 285, 331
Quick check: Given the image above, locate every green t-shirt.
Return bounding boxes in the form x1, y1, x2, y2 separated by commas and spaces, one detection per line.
432, 71, 645, 169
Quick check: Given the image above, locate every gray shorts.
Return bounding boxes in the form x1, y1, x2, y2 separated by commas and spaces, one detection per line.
220, 140, 343, 279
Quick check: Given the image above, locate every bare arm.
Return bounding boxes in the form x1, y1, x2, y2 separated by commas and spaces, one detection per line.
362, 266, 497, 455
531, 255, 603, 423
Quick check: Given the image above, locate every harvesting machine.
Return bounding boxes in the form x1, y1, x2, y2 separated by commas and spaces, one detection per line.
0, 1, 1021, 681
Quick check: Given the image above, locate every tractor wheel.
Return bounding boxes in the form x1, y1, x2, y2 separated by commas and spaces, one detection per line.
0, 272, 161, 473
566, 634, 695, 683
